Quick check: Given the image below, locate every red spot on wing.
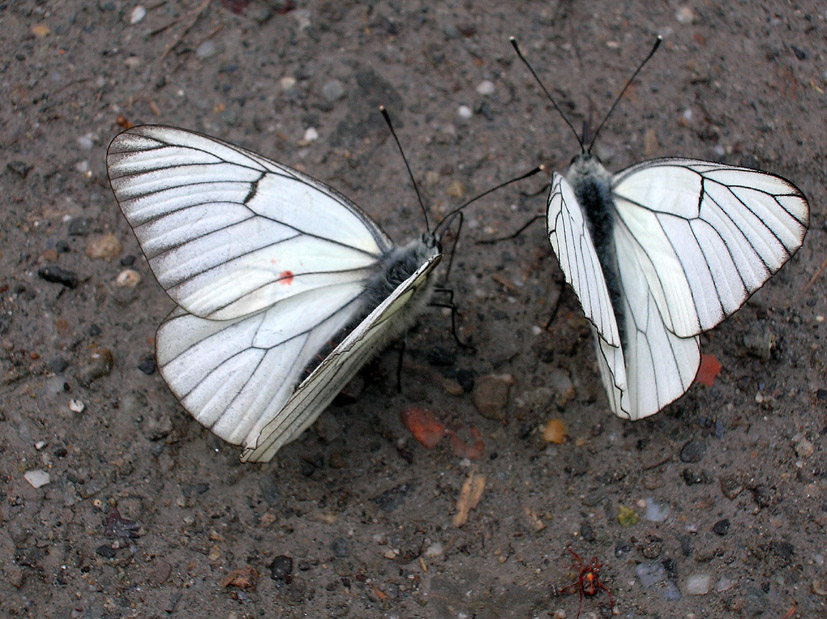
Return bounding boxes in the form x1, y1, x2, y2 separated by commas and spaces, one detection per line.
279, 270, 294, 285
696, 353, 722, 387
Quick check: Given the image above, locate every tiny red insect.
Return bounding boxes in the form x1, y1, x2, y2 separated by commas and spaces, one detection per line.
559, 548, 614, 618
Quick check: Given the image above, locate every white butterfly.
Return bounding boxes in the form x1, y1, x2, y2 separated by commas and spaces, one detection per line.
107, 125, 444, 462
514, 37, 810, 419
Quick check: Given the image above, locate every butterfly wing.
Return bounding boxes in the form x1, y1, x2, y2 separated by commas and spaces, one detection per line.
243, 253, 441, 462
611, 158, 809, 338
547, 172, 623, 347
107, 125, 404, 456
107, 125, 393, 321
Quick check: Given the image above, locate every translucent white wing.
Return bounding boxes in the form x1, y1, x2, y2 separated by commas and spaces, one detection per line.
243, 254, 441, 462
593, 222, 701, 420
612, 158, 809, 338
547, 173, 622, 347
156, 281, 367, 450
107, 125, 393, 321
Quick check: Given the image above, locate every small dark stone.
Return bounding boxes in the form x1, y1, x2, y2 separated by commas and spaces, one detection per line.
89, 324, 102, 336
761, 581, 771, 593
540, 349, 554, 363
48, 357, 69, 374
53, 446, 68, 458
38, 266, 79, 288
95, 544, 116, 558
679, 438, 706, 463
68, 218, 90, 236
56, 240, 70, 253
427, 346, 455, 367
615, 540, 633, 557
259, 475, 282, 504
120, 254, 136, 267
678, 534, 692, 557
752, 485, 775, 508
662, 557, 678, 580
269, 555, 293, 583
816, 388, 827, 402
455, 368, 475, 392
770, 540, 794, 562
712, 518, 730, 536
791, 45, 809, 60
78, 347, 114, 386
719, 476, 744, 499
372, 482, 414, 512
137, 356, 156, 375
641, 539, 663, 559
682, 468, 713, 485
7, 161, 32, 178
580, 521, 595, 542
331, 538, 348, 558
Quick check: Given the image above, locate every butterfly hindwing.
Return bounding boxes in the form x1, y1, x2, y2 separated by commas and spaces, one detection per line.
243, 254, 441, 462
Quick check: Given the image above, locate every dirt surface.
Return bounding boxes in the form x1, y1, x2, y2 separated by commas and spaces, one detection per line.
2, 1, 825, 617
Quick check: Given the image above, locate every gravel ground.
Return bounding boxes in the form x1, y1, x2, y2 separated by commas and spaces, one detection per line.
1, 1, 825, 617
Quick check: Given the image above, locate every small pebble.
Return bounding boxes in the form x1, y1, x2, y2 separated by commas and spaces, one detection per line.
457, 105, 472, 119
686, 573, 712, 595
85, 233, 122, 260
471, 374, 513, 420
115, 269, 142, 288
331, 538, 348, 558
794, 436, 814, 458
129, 5, 146, 24
476, 80, 495, 95
644, 498, 670, 522
424, 542, 444, 558
269, 555, 293, 583
617, 504, 638, 527
716, 576, 735, 592
712, 518, 730, 536
69, 399, 85, 413
548, 367, 575, 407
742, 321, 775, 361
196, 40, 217, 59
280, 76, 297, 91
302, 127, 319, 142
38, 266, 79, 288
679, 438, 706, 463
24, 470, 51, 488
719, 476, 744, 499
675, 6, 695, 23
636, 561, 667, 588
77, 347, 114, 386
322, 79, 345, 101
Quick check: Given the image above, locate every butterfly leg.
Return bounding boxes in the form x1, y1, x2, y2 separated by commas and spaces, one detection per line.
477, 212, 544, 244
431, 288, 476, 352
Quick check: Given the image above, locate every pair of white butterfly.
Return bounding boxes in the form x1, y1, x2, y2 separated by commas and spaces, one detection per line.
107, 40, 808, 462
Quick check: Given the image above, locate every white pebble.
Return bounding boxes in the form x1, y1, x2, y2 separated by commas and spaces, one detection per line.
24, 470, 51, 488
644, 497, 670, 522
303, 127, 319, 142
130, 6, 146, 24
675, 6, 695, 24
69, 399, 85, 413
424, 542, 444, 558
77, 134, 95, 150
457, 105, 472, 119
75, 160, 90, 173
196, 40, 217, 59
686, 573, 712, 595
715, 576, 734, 592
34, 441, 47, 450
531, 325, 542, 336
476, 80, 495, 96
280, 76, 297, 91
115, 269, 142, 288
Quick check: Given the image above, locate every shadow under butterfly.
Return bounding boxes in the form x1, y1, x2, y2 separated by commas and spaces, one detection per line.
107, 118, 538, 462
510, 35, 809, 420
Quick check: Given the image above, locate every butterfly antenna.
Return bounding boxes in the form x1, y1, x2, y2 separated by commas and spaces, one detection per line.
435, 164, 545, 239
587, 35, 662, 152
510, 37, 583, 151
381, 106, 430, 234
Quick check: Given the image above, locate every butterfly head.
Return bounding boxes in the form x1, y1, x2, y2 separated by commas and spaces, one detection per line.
568, 152, 611, 188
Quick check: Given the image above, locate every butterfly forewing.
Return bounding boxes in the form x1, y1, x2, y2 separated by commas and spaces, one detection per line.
547, 173, 622, 347
107, 126, 393, 321
612, 158, 808, 338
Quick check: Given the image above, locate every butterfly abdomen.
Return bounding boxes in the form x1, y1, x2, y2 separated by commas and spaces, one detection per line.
568, 154, 626, 346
